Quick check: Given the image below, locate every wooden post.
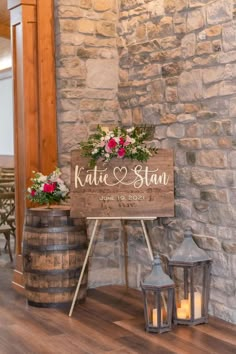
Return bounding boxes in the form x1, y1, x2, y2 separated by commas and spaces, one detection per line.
9, 0, 39, 255
8, 0, 57, 292
37, 0, 57, 174
8, 0, 57, 254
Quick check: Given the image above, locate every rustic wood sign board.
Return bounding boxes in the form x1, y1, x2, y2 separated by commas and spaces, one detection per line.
70, 149, 174, 218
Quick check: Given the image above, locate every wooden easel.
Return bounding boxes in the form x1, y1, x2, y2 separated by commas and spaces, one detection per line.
68, 216, 156, 317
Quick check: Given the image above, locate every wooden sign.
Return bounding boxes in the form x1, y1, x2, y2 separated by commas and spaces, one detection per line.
70, 149, 174, 218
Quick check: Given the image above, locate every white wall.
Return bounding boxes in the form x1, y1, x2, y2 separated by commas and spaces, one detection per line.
0, 69, 13, 155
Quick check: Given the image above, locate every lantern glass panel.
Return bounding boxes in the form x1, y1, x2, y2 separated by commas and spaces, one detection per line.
169, 228, 212, 325
170, 262, 211, 324
142, 288, 173, 332
141, 256, 175, 333
175, 266, 201, 320
145, 290, 159, 328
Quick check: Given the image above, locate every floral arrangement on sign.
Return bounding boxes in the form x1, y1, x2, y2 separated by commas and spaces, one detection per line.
27, 168, 69, 207
79, 125, 157, 167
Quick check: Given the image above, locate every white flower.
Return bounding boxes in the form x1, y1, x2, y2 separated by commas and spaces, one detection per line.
126, 127, 134, 133
92, 148, 98, 155
50, 168, 61, 182
50, 175, 58, 183
38, 175, 47, 183
125, 136, 135, 144
59, 183, 69, 196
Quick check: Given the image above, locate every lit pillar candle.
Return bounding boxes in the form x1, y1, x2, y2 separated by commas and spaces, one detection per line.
152, 308, 163, 326
152, 308, 158, 326
188, 291, 202, 319
180, 299, 190, 318
194, 291, 202, 319
177, 307, 187, 319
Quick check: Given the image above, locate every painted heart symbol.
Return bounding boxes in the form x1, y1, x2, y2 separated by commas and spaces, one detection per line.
113, 166, 128, 184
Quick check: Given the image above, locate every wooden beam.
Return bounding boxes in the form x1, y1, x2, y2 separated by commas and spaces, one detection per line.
37, 0, 57, 174
0, 24, 10, 38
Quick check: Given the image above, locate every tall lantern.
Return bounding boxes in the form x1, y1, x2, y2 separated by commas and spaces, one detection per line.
168, 227, 212, 326
141, 256, 175, 333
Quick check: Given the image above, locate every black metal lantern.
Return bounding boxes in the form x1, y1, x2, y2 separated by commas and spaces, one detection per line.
141, 256, 175, 333
168, 227, 212, 326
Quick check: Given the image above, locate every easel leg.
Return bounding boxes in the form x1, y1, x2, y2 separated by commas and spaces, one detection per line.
69, 219, 99, 317
121, 220, 128, 289
140, 220, 154, 262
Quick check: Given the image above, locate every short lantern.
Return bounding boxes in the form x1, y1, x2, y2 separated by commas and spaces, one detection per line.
168, 227, 212, 326
141, 256, 175, 333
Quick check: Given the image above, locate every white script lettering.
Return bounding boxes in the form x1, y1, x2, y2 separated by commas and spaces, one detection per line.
74, 165, 169, 189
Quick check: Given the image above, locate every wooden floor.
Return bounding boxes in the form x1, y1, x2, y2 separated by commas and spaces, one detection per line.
0, 249, 236, 353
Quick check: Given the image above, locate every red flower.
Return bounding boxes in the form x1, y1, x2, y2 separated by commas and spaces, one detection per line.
118, 147, 126, 158
119, 137, 125, 145
43, 183, 56, 193
107, 138, 117, 149
31, 189, 36, 196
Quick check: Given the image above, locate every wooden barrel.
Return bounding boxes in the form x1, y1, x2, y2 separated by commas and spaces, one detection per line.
23, 207, 88, 308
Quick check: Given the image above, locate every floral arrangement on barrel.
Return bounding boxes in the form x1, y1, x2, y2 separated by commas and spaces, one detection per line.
79, 125, 158, 167
27, 167, 69, 207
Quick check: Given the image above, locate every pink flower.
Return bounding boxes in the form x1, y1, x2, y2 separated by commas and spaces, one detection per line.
119, 137, 125, 145
124, 135, 133, 146
124, 139, 131, 146
31, 189, 36, 196
117, 147, 126, 158
43, 183, 56, 193
107, 138, 117, 149
105, 144, 112, 153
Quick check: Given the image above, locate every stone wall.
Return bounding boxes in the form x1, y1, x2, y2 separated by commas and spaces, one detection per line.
118, 0, 236, 323
55, 0, 236, 323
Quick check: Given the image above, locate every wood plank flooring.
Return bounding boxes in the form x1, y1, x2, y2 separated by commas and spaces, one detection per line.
0, 250, 236, 353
